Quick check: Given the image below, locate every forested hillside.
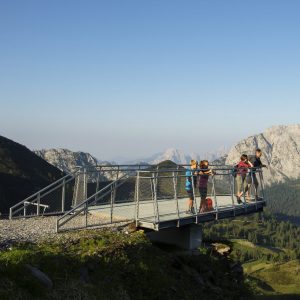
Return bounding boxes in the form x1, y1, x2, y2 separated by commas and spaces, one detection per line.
202, 214, 300, 296
265, 179, 300, 223
203, 213, 300, 260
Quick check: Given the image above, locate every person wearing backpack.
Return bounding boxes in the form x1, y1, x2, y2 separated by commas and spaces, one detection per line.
236, 154, 253, 204
185, 160, 198, 214
198, 160, 214, 213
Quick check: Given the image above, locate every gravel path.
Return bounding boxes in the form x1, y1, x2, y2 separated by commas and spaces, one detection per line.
0, 215, 132, 249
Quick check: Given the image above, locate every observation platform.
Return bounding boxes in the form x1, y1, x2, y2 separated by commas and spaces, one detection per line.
9, 163, 267, 247
88, 196, 265, 231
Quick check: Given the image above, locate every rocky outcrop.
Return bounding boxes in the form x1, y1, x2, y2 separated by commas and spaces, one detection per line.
34, 149, 99, 174
34, 148, 121, 181
225, 124, 300, 184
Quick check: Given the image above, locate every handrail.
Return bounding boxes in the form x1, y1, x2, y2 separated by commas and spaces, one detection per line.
60, 173, 128, 216
56, 173, 129, 231
78, 164, 234, 172
9, 172, 77, 219
10, 173, 73, 210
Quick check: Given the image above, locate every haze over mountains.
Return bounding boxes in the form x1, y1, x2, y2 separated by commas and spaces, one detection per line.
34, 147, 229, 173
125, 146, 229, 165
1, 123, 300, 218
33, 124, 300, 186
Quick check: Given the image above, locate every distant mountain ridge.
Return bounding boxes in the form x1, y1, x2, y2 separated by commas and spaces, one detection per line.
34, 124, 300, 186
125, 146, 229, 165
226, 124, 300, 184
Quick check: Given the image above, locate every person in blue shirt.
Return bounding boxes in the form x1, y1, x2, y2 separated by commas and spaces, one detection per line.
185, 159, 198, 214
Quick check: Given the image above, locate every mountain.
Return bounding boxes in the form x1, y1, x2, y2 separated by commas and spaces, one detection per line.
0, 135, 64, 214
147, 148, 194, 165
34, 149, 120, 181
126, 147, 229, 165
34, 149, 100, 174
226, 124, 300, 184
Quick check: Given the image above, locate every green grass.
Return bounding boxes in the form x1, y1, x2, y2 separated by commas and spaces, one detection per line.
0, 229, 253, 300
227, 240, 300, 297
244, 259, 300, 296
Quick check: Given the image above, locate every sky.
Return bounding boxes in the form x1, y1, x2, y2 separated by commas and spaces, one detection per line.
0, 0, 300, 161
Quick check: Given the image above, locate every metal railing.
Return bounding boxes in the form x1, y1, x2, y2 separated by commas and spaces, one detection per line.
9, 163, 206, 219
9, 173, 76, 219
9, 164, 266, 233
56, 173, 130, 232
55, 165, 265, 232
135, 167, 266, 229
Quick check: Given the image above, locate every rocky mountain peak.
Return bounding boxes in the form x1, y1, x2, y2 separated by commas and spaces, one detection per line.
34, 148, 99, 174
226, 124, 300, 184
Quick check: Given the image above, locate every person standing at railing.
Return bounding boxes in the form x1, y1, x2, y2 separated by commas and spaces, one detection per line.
185, 159, 198, 214
236, 154, 253, 204
197, 160, 214, 213
247, 149, 267, 200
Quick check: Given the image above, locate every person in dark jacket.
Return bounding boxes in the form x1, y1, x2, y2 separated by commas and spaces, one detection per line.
247, 149, 267, 200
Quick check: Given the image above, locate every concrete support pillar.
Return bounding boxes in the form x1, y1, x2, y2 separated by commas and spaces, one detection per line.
147, 224, 203, 250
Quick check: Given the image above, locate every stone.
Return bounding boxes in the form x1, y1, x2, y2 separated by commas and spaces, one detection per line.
26, 264, 53, 289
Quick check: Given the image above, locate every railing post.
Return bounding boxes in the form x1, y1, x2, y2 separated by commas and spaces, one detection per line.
173, 170, 180, 222
152, 172, 159, 226
85, 202, 88, 228
229, 170, 236, 216
116, 166, 120, 180
61, 178, 66, 213
250, 168, 258, 210
83, 168, 87, 200
242, 172, 248, 212
110, 183, 116, 223
259, 170, 265, 201
135, 172, 140, 226
9, 207, 12, 220
150, 176, 156, 224
37, 193, 40, 216
212, 175, 218, 219
96, 172, 100, 194
191, 169, 198, 218
155, 172, 160, 226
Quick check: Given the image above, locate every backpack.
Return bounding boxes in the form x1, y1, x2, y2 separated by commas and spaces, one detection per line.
206, 198, 214, 211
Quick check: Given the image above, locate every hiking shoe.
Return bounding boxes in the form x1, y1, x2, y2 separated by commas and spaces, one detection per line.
236, 196, 242, 204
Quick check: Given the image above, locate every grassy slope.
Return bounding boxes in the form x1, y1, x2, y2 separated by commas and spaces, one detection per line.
0, 229, 252, 300
228, 240, 300, 297
244, 259, 300, 295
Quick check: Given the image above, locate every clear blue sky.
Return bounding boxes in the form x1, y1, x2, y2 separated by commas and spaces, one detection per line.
1, 0, 300, 160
